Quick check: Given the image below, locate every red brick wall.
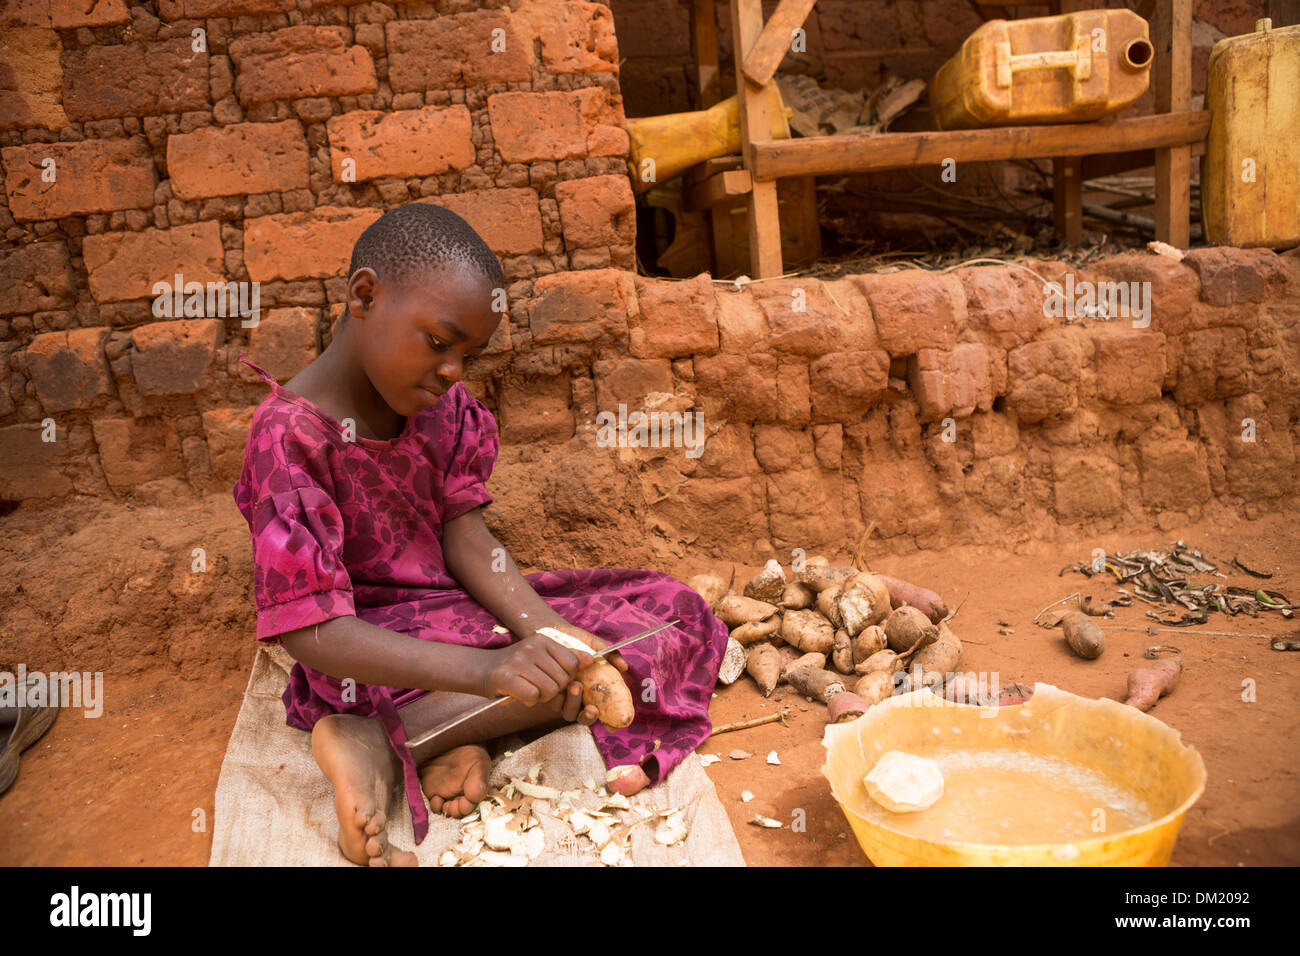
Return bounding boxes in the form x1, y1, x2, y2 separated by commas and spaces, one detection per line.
0, 0, 635, 495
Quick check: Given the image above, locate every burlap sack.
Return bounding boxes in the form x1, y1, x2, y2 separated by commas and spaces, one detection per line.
210, 645, 745, 866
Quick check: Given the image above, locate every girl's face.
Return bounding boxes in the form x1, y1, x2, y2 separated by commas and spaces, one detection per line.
348, 265, 501, 417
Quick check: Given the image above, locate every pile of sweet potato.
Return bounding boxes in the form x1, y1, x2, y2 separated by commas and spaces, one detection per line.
692, 557, 961, 720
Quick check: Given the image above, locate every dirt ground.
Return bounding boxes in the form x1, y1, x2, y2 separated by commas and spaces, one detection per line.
1, 495, 1298, 866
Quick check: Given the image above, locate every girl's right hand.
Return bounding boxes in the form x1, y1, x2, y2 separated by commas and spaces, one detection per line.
482, 636, 595, 705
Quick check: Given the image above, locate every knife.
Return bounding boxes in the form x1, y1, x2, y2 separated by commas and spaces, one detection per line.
403, 618, 680, 749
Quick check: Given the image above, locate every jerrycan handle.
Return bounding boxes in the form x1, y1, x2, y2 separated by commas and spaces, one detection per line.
994, 34, 1092, 88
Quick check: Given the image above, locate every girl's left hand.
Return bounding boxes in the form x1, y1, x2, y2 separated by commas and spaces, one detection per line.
541, 622, 629, 674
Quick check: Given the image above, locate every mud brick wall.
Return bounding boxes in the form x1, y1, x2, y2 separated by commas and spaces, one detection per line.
468, 246, 1299, 568
0, 0, 635, 495
612, 0, 1272, 117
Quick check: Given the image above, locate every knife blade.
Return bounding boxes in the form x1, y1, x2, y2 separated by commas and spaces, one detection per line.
403, 618, 680, 750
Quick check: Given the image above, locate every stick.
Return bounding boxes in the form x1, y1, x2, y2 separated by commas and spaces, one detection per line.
1098, 624, 1268, 638
852, 522, 877, 573
708, 712, 786, 737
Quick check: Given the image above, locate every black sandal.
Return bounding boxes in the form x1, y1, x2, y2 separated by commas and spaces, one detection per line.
0, 678, 59, 797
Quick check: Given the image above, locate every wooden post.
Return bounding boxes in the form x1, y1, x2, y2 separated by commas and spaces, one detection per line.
1153, 0, 1192, 247
693, 0, 721, 108
731, 0, 784, 278
1051, 0, 1085, 245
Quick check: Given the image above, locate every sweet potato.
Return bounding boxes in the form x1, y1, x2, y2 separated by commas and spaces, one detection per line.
1060, 610, 1105, 659
796, 562, 858, 593
853, 669, 895, 705
851, 625, 887, 664
716, 593, 778, 628
686, 571, 731, 614
828, 692, 871, 723
578, 659, 635, 730
730, 616, 782, 645
875, 574, 950, 624
785, 665, 846, 704
778, 581, 817, 610
831, 629, 854, 674
781, 651, 827, 680
944, 672, 991, 706
743, 559, 787, 603
997, 683, 1035, 706
837, 573, 892, 635
884, 605, 939, 654
817, 584, 845, 628
718, 637, 746, 685
910, 636, 961, 687
855, 648, 901, 676
745, 643, 781, 697
1123, 657, 1182, 712
781, 609, 835, 655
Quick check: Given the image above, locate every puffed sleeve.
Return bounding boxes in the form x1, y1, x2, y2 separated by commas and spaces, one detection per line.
435, 381, 500, 523
235, 425, 355, 642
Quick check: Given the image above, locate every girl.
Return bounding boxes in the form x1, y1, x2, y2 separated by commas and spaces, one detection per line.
233, 204, 729, 866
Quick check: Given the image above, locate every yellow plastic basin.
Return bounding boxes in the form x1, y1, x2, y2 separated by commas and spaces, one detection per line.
822, 683, 1206, 866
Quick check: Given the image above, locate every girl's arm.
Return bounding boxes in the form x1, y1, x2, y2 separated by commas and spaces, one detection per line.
279, 613, 593, 705
279, 616, 494, 696
442, 507, 628, 670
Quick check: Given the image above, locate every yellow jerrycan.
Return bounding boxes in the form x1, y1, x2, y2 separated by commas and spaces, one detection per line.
930, 9, 1153, 130
1202, 20, 1300, 249
625, 85, 791, 194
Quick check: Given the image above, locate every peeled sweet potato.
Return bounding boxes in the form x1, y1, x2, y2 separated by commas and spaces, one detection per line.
743, 559, 787, 603
718, 637, 746, 685
745, 643, 781, 697
781, 609, 835, 655
876, 574, 949, 624
884, 605, 939, 654
730, 616, 782, 645
1060, 610, 1105, 660
578, 659, 635, 730
716, 593, 778, 628
1123, 657, 1182, 712
837, 573, 892, 635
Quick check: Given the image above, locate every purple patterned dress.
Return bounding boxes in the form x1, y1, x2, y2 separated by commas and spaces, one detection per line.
231, 356, 729, 844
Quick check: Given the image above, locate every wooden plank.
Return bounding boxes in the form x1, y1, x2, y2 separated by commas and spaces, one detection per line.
1053, 157, 1083, 244
685, 168, 753, 211
731, 0, 783, 278
710, 206, 738, 278
693, 0, 721, 108
740, 0, 817, 87
751, 111, 1210, 180
1153, 0, 1192, 247
1080, 141, 1204, 180
685, 155, 742, 186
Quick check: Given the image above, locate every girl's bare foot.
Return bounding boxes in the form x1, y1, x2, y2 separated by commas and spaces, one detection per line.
312, 714, 417, 867
608, 764, 652, 797
420, 744, 492, 817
